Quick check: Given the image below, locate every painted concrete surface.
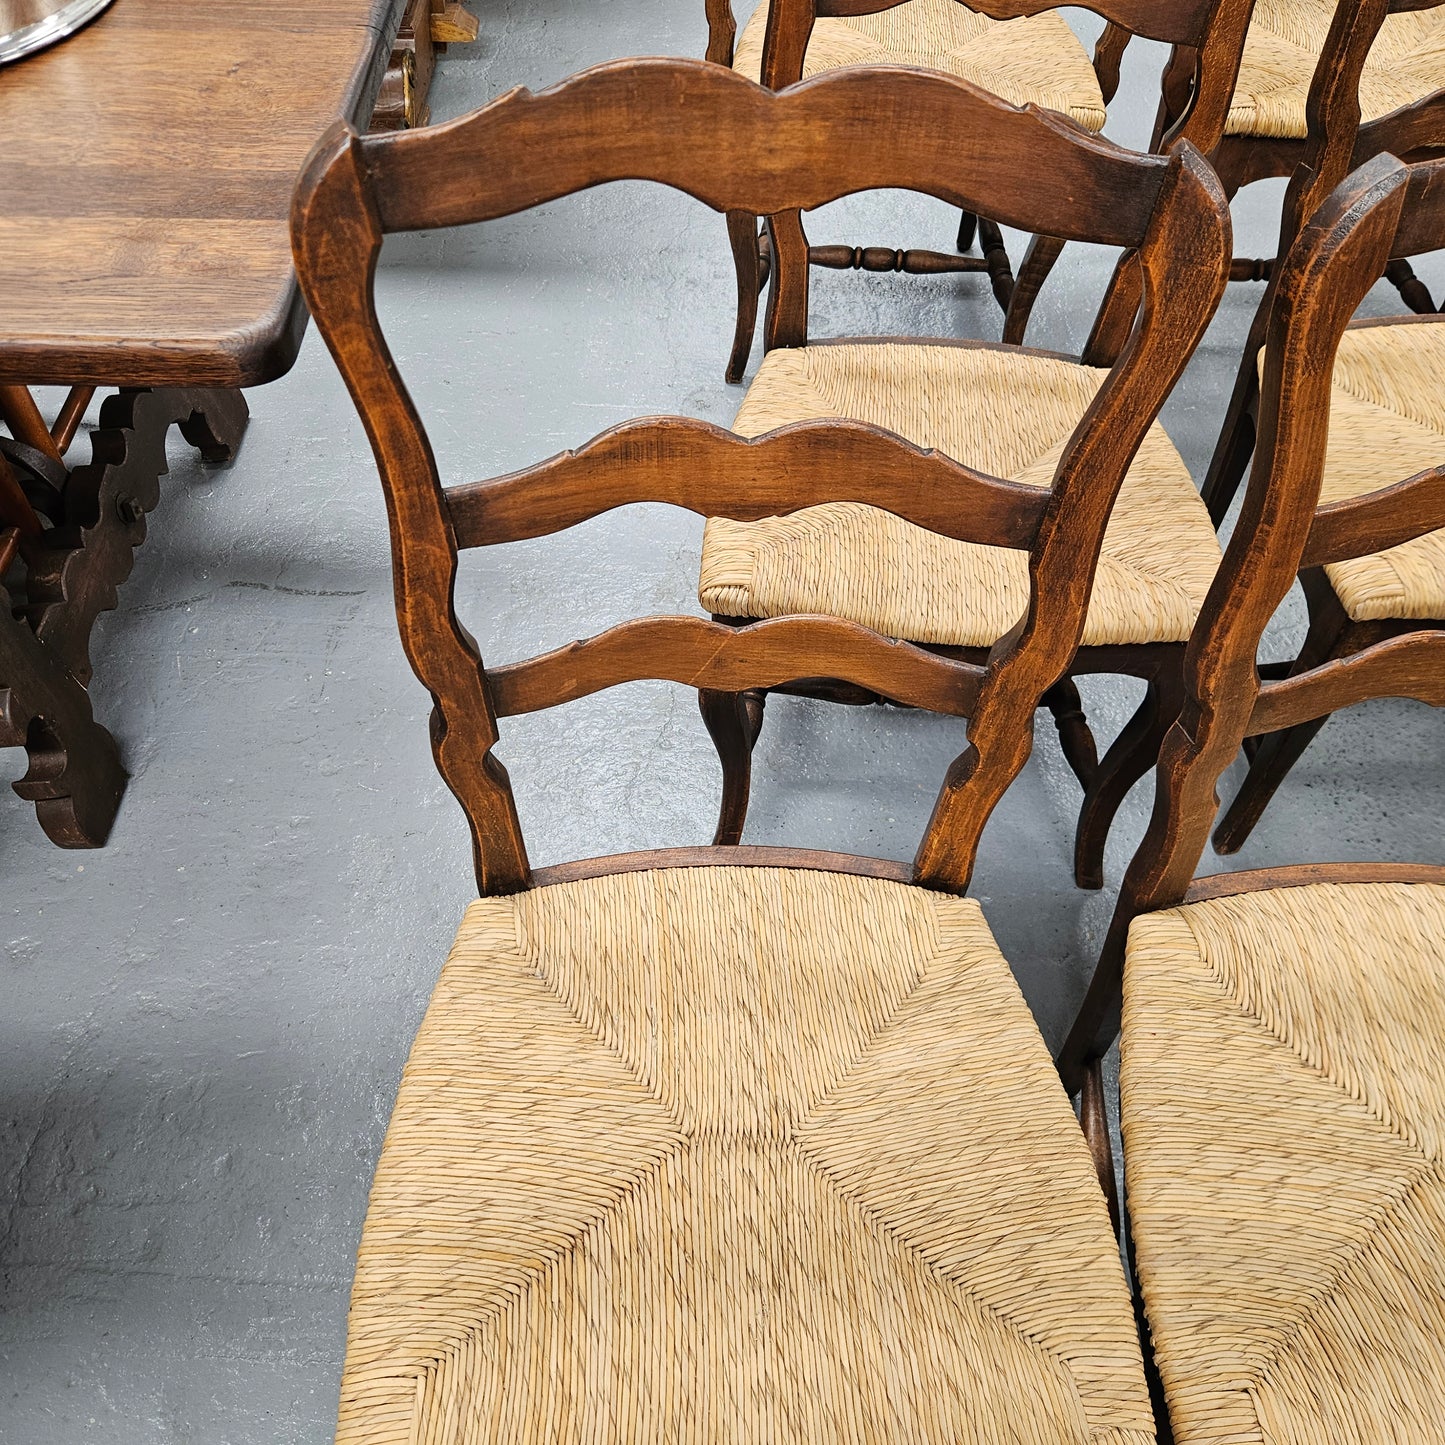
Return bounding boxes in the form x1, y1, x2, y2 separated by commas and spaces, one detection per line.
3, 3, 1443, 1440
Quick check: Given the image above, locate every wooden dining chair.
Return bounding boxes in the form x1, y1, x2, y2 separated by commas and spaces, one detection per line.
704, 0, 1256, 380
1006, 0, 1445, 354
293, 56, 1230, 1443
692, 81, 1233, 892
1201, 0, 1445, 526
1059, 152, 1445, 1443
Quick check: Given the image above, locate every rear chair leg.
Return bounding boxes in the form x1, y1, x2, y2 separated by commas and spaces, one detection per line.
1003, 234, 1066, 346
699, 688, 766, 846
725, 211, 764, 384
956, 211, 978, 253
1073, 662, 1183, 890
1213, 581, 1355, 855
1043, 676, 1098, 789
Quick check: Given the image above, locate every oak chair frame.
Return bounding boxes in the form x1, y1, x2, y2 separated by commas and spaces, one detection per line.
1201, 0, 1445, 527
1009, 0, 1445, 356
703, 0, 1256, 379
1060, 151, 1445, 1095
290, 58, 1228, 912
693, 103, 1235, 892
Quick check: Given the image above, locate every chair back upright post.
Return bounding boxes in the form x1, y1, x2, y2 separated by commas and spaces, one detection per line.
1060, 151, 1445, 1092
705, 0, 737, 65
291, 59, 1229, 900
1201, 0, 1445, 523
751, 0, 1256, 359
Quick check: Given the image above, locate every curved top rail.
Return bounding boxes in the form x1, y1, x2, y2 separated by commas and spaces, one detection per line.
355, 58, 1169, 247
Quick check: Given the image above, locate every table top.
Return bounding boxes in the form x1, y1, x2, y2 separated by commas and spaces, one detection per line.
0, 0, 402, 388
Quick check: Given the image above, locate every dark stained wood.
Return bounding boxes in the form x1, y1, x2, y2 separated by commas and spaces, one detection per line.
447, 416, 1051, 551
1182, 861, 1445, 904
371, 0, 477, 132
368, 61, 1170, 245
1201, 0, 1445, 525
0, 451, 42, 537
1002, 0, 1257, 345
1059, 154, 1441, 1093
50, 387, 95, 455
0, 0, 404, 389
531, 845, 914, 892
1302, 462, 1445, 568
1079, 1059, 1121, 1237
486, 616, 986, 720
291, 58, 1230, 898
704, 0, 736, 65
0, 0, 401, 847
914, 145, 1229, 893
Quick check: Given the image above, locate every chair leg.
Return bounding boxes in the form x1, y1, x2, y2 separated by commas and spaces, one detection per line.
1212, 712, 1333, 855
1212, 584, 1354, 855
1200, 351, 1261, 527
1002, 233, 1066, 346
976, 217, 1015, 311
957, 211, 977, 253
1385, 257, 1437, 315
698, 687, 766, 846
725, 211, 763, 385
1073, 662, 1183, 891
1043, 676, 1098, 789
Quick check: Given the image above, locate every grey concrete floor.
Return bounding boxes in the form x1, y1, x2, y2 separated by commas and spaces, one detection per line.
4, 3, 1445, 1441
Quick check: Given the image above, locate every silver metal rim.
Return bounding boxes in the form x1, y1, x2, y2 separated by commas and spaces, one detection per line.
0, 0, 117, 65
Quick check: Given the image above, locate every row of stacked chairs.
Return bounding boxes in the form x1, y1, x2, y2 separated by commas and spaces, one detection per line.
291, 3, 1445, 1441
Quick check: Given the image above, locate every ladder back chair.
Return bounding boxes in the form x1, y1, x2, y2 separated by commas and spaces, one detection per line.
691, 84, 1233, 892
703, 0, 1256, 378
1061, 152, 1445, 1444
1202, 0, 1445, 525
1206, 0, 1445, 304
292, 57, 1229, 1443
1009, 0, 1445, 349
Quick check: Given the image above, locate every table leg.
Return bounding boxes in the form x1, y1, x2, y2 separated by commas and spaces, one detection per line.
2, 386, 247, 844
28, 387, 248, 685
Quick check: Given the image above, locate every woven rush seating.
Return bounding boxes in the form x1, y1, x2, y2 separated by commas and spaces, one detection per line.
1317, 319, 1445, 622
1120, 881, 1445, 1445
1226, 0, 1445, 140
731, 0, 1107, 132
699, 341, 1221, 648
336, 866, 1156, 1443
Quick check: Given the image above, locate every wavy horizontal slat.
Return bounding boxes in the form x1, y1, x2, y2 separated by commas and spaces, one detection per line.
1250, 632, 1445, 734
816, 0, 1218, 44
1302, 464, 1445, 567
365, 59, 1166, 246
447, 416, 1047, 550
488, 615, 985, 718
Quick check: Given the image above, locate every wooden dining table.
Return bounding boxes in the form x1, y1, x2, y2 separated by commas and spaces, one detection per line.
0, 0, 406, 847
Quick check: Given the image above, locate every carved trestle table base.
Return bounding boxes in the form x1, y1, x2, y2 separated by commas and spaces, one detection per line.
1, 387, 248, 844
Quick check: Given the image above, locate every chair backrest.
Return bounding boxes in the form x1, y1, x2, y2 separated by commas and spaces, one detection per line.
1063, 150, 1445, 1083
738, 0, 1258, 152
291, 58, 1229, 897
729, 0, 1255, 360
1275, 0, 1445, 256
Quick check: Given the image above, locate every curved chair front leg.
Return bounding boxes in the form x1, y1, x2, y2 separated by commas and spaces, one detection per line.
698, 687, 767, 845
1211, 580, 1356, 855
1003, 233, 1066, 345
1072, 658, 1184, 890
725, 211, 765, 384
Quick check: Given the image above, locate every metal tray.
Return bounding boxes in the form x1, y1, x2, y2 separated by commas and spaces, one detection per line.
0, 0, 117, 65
